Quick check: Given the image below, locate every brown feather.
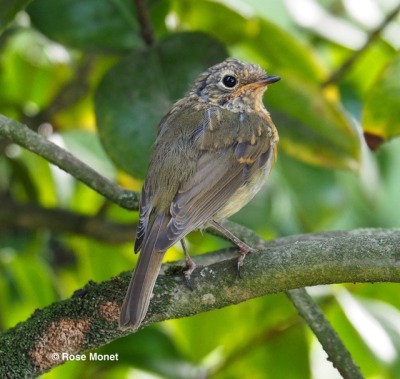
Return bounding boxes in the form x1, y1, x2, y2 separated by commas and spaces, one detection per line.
120, 213, 168, 329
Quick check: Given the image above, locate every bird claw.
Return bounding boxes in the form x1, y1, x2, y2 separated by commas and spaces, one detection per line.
237, 245, 257, 278
208, 220, 258, 278
183, 258, 197, 289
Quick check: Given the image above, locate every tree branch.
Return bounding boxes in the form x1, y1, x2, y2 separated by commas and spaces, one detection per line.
323, 3, 400, 86
211, 221, 365, 378
1, 228, 399, 378
133, 0, 155, 47
0, 196, 136, 244
0, 114, 139, 210
287, 289, 363, 379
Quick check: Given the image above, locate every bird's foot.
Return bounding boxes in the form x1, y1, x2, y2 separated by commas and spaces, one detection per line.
237, 243, 257, 278
183, 257, 197, 289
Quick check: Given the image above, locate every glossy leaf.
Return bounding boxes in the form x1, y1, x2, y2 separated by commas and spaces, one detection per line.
337, 40, 396, 98
61, 130, 116, 181
240, 18, 326, 83
267, 72, 361, 171
27, 0, 141, 51
95, 32, 227, 178
172, 0, 326, 82
336, 289, 400, 368
363, 53, 400, 149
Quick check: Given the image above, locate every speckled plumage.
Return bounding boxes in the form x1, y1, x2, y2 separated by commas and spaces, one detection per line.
120, 58, 280, 330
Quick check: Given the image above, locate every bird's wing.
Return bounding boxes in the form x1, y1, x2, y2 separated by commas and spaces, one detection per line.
153, 107, 275, 251
134, 106, 204, 253
134, 186, 152, 253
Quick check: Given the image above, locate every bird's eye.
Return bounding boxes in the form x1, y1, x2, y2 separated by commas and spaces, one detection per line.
222, 75, 237, 88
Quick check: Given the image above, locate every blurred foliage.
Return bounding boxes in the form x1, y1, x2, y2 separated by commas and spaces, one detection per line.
363, 53, 400, 144
0, 0, 400, 378
95, 32, 228, 177
28, 0, 142, 52
0, 0, 32, 32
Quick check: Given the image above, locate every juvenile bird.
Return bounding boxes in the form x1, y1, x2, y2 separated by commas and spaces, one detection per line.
120, 58, 280, 330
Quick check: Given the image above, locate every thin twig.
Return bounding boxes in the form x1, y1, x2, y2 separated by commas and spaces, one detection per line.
287, 289, 364, 379
0, 114, 139, 210
323, 3, 400, 87
133, 0, 155, 47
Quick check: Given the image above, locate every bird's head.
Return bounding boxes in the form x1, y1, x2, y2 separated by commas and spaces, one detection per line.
191, 58, 280, 112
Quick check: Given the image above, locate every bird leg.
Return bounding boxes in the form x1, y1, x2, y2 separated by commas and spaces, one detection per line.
180, 238, 197, 282
209, 220, 257, 275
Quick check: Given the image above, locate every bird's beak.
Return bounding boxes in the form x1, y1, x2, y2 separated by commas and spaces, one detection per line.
258, 75, 281, 85
246, 75, 280, 90
242, 75, 281, 92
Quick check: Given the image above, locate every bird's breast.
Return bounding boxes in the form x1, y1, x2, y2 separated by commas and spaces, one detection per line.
213, 144, 276, 221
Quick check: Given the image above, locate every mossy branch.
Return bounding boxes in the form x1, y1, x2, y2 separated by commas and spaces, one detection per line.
0, 114, 139, 210
1, 228, 399, 377
287, 288, 364, 379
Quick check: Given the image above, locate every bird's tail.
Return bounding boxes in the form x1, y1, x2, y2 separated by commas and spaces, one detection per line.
119, 214, 167, 330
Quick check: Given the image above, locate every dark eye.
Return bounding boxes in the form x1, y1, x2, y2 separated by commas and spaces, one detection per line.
222, 75, 237, 88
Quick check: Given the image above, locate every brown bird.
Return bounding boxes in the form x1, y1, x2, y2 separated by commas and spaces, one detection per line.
120, 58, 280, 330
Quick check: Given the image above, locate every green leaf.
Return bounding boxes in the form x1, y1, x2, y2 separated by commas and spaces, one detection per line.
336, 289, 400, 371
27, 0, 141, 52
94, 32, 228, 178
267, 72, 361, 171
9, 255, 57, 308
0, 29, 72, 116
61, 130, 116, 181
0, 0, 32, 33
101, 328, 205, 378
173, 0, 251, 45
19, 149, 58, 206
363, 53, 400, 149
172, 0, 326, 83
336, 40, 396, 98
238, 18, 326, 83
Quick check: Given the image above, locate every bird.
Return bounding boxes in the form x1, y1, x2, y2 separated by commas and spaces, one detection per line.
119, 58, 280, 330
